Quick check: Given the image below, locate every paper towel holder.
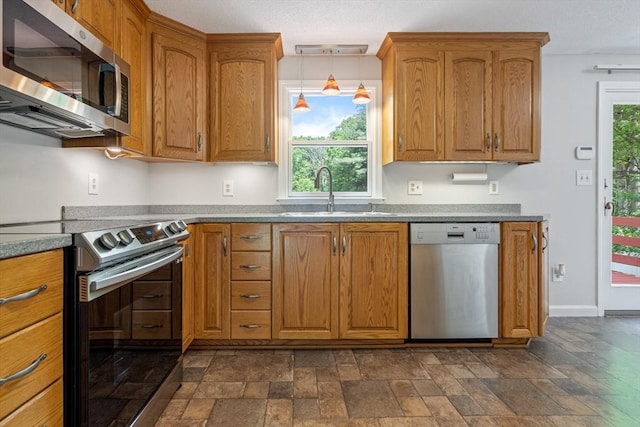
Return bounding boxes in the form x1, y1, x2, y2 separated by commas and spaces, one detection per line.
450, 172, 489, 183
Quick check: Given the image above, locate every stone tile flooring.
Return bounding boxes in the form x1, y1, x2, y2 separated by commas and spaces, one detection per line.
155, 317, 640, 426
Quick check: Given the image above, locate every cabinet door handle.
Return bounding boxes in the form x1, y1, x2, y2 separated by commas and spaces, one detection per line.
398, 134, 404, 152
333, 235, 337, 255
240, 324, 262, 329
240, 294, 262, 299
240, 264, 261, 270
532, 234, 538, 253
495, 133, 500, 152
265, 134, 271, 153
342, 235, 347, 256
223, 236, 228, 256
71, 0, 79, 13
141, 324, 163, 329
0, 353, 47, 386
197, 133, 203, 152
0, 284, 47, 305
487, 133, 492, 151
140, 294, 162, 299
542, 232, 548, 251
239, 235, 261, 241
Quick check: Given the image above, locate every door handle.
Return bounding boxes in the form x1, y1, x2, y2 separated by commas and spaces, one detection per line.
71, 0, 80, 14
604, 200, 614, 216
487, 133, 492, 151
532, 234, 538, 253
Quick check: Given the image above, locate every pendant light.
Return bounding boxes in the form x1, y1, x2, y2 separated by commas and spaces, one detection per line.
322, 54, 340, 95
293, 53, 310, 113
352, 56, 370, 104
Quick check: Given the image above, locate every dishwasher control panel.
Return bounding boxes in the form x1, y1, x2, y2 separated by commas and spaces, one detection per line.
410, 223, 500, 244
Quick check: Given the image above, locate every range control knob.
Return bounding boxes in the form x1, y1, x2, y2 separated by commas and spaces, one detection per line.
176, 220, 187, 231
168, 222, 181, 234
98, 232, 118, 250
117, 229, 135, 245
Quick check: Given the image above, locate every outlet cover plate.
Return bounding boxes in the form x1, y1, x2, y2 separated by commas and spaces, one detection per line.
408, 180, 423, 195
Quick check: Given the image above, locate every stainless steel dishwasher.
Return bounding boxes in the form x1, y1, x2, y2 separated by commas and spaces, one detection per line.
410, 223, 500, 339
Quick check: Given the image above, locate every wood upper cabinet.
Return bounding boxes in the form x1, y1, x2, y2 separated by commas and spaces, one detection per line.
272, 224, 340, 339
340, 223, 408, 339
51, 0, 66, 10
149, 15, 207, 161
377, 33, 548, 163
67, 0, 118, 50
118, 0, 149, 155
380, 44, 444, 163
500, 222, 540, 338
194, 224, 230, 339
208, 34, 283, 162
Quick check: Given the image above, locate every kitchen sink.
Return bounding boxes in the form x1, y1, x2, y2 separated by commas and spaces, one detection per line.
279, 211, 396, 217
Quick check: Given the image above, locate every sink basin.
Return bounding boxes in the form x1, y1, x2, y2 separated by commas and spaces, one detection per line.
279, 211, 396, 217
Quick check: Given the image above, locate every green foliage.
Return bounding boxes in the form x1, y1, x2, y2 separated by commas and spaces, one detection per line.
612, 104, 640, 256
291, 106, 368, 193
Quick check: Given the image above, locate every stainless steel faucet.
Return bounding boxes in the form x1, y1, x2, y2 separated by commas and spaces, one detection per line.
314, 166, 335, 212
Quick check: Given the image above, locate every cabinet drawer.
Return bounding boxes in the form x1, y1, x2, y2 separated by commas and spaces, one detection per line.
132, 311, 172, 339
0, 378, 63, 427
231, 252, 271, 280
231, 282, 271, 310
138, 263, 172, 281
0, 313, 63, 420
0, 250, 63, 339
231, 311, 271, 339
232, 223, 271, 251
132, 282, 172, 310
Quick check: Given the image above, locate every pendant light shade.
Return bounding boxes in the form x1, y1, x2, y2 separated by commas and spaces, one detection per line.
352, 82, 371, 104
293, 92, 310, 113
322, 74, 340, 95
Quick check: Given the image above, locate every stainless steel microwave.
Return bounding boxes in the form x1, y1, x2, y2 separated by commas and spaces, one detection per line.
0, 0, 130, 138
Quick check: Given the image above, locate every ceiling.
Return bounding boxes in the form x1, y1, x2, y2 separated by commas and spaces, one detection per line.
144, 0, 640, 56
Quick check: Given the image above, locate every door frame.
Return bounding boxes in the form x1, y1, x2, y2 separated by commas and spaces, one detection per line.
596, 81, 640, 316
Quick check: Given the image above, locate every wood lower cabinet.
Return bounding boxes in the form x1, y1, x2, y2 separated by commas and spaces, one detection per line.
0, 250, 63, 425
377, 33, 548, 163
500, 222, 540, 338
208, 34, 283, 162
539, 221, 550, 335
272, 224, 339, 339
340, 223, 408, 339
272, 223, 408, 340
182, 226, 195, 350
149, 14, 207, 161
194, 224, 230, 339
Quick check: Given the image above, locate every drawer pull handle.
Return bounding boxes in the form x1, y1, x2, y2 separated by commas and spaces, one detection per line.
240, 264, 261, 270
240, 294, 262, 299
240, 324, 262, 329
239, 235, 262, 240
141, 324, 163, 329
141, 294, 162, 299
0, 353, 47, 386
0, 284, 47, 305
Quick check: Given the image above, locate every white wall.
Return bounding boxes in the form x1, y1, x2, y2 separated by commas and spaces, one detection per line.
2, 53, 639, 314
0, 125, 150, 223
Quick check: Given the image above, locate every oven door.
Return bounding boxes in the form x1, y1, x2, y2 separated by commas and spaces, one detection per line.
67, 246, 184, 427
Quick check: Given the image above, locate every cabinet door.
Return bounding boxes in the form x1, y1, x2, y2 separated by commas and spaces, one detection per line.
444, 50, 493, 161
340, 223, 408, 339
539, 221, 549, 335
181, 228, 195, 350
118, 1, 147, 155
272, 224, 339, 339
209, 41, 279, 162
152, 31, 206, 160
500, 222, 539, 338
195, 224, 230, 339
394, 46, 444, 161
67, 0, 117, 50
492, 48, 540, 162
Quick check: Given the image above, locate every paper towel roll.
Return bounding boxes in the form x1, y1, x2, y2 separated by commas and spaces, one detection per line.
451, 173, 488, 182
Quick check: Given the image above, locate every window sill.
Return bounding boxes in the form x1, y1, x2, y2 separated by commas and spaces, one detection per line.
276, 197, 386, 205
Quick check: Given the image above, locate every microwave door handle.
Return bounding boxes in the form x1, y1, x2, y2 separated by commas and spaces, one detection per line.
113, 62, 122, 118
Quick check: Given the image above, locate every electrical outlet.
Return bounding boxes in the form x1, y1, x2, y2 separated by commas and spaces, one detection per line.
223, 180, 234, 196
407, 180, 423, 195
576, 170, 593, 186
88, 173, 99, 195
489, 180, 499, 195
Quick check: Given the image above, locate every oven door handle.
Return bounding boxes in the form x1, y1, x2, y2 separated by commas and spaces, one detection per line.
83, 246, 183, 301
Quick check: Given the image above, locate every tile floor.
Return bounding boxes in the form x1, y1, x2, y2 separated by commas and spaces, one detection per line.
155, 317, 640, 426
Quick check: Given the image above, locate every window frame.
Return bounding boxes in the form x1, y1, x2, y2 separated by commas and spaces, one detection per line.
277, 79, 383, 203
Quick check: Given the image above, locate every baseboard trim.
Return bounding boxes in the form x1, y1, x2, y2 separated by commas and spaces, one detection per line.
549, 305, 599, 317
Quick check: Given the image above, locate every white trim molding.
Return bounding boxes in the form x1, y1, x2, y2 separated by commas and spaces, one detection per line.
550, 305, 599, 317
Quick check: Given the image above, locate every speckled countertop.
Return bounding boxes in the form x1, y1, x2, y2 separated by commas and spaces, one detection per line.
0, 204, 547, 259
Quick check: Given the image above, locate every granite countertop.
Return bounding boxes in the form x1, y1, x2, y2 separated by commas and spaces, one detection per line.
0, 204, 547, 259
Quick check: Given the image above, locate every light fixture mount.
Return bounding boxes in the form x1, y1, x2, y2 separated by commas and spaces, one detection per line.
295, 44, 368, 55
